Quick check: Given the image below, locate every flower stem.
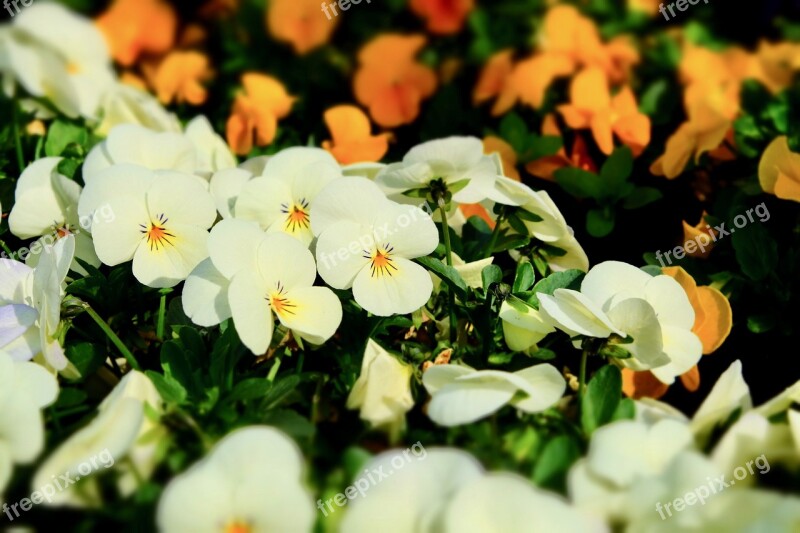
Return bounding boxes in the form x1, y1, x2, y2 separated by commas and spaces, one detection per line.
267, 354, 282, 382
578, 349, 589, 405
438, 200, 453, 267
82, 304, 141, 371
12, 100, 25, 172
0, 240, 14, 257
157, 288, 172, 340
438, 200, 457, 342
483, 212, 505, 259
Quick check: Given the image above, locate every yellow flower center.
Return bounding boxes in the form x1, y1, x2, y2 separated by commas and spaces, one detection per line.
224, 522, 252, 533
281, 198, 310, 233
269, 281, 297, 316
365, 245, 398, 278
66, 62, 81, 74
139, 214, 175, 252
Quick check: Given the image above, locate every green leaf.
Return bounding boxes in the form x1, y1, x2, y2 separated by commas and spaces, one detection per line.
145, 371, 187, 405
554, 167, 604, 200
499, 112, 529, 152
586, 207, 615, 238
533, 435, 581, 490
401, 187, 431, 199
612, 398, 636, 422
481, 264, 503, 291
526, 270, 584, 308
731, 222, 778, 281
623, 187, 663, 209
416, 256, 468, 298
65, 342, 106, 380
581, 365, 622, 435
516, 209, 544, 222
512, 261, 535, 293
226, 378, 274, 403
45, 120, 88, 157
600, 146, 633, 184
447, 178, 471, 194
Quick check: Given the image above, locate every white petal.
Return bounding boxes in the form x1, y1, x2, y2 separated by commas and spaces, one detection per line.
0, 304, 38, 349
209, 168, 253, 219
147, 171, 216, 230
352, 257, 433, 316
183, 259, 231, 327
90, 194, 149, 266
102, 124, 195, 177
691, 360, 752, 439
310, 177, 389, 235
605, 298, 669, 371
581, 261, 653, 308
233, 176, 291, 230
644, 275, 696, 330
538, 289, 623, 338
132, 223, 209, 288
499, 297, 555, 352
275, 286, 342, 345
207, 219, 266, 279
512, 364, 566, 413
422, 364, 475, 394
256, 233, 318, 291
650, 326, 703, 384
404, 136, 484, 169
370, 203, 439, 259
315, 221, 373, 289
228, 270, 273, 355
427, 376, 518, 426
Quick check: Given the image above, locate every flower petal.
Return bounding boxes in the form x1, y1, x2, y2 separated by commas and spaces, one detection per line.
228, 270, 274, 355
274, 286, 342, 345
352, 257, 432, 316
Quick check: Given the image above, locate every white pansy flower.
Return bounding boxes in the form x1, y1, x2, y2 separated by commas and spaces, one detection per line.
313, 177, 439, 317
375, 136, 524, 207
341, 448, 604, 533
0, 352, 59, 498
32, 234, 75, 370
0, 235, 74, 369
346, 339, 414, 438
157, 426, 315, 533
82, 124, 196, 185
0, 2, 114, 119
33, 370, 163, 507
210, 167, 255, 220
232, 147, 342, 245
341, 448, 485, 533
499, 296, 556, 352
538, 261, 702, 383
422, 363, 566, 426
96, 82, 182, 136
184, 116, 237, 180
0, 258, 38, 361
9, 157, 100, 274
184, 220, 342, 354
690, 359, 752, 442
442, 473, 607, 533
568, 418, 694, 522
80, 165, 216, 288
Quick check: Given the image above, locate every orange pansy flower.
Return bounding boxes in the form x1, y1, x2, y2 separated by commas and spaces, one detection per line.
473, 49, 517, 116
526, 114, 596, 181
322, 105, 391, 165
410, 0, 475, 35
681, 212, 716, 259
557, 67, 650, 156
95, 0, 177, 67
623, 266, 732, 399
145, 51, 213, 106
353, 34, 437, 128
511, 53, 576, 111
226, 73, 295, 155
267, 0, 338, 55
759, 136, 800, 203
483, 136, 519, 181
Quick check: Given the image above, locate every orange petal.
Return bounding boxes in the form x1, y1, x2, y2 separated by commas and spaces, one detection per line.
655, 124, 695, 179
512, 53, 575, 110
570, 67, 611, 113
759, 136, 800, 198
681, 213, 716, 259
322, 105, 389, 164
410, 0, 474, 35
774, 171, 800, 202
694, 286, 733, 354
242, 73, 295, 117
680, 365, 701, 392
266, 0, 337, 55
95, 0, 177, 67
358, 34, 427, 67
473, 49, 515, 112
662, 266, 706, 329
483, 136, 519, 181
613, 113, 651, 157
590, 110, 614, 155
150, 51, 211, 106
622, 368, 669, 400
460, 204, 494, 228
